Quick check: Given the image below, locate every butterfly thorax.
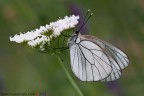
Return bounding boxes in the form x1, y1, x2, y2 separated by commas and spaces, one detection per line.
68, 33, 81, 47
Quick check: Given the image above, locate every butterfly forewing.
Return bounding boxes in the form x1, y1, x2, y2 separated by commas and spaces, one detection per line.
69, 35, 112, 81
69, 34, 129, 82
97, 38, 129, 70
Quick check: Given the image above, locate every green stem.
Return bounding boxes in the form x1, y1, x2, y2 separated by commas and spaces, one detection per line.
56, 55, 84, 96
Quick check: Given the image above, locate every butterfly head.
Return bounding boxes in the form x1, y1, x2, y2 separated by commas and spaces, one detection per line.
68, 10, 93, 47
75, 30, 79, 35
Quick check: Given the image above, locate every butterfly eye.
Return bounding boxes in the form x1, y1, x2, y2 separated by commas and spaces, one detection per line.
75, 31, 79, 34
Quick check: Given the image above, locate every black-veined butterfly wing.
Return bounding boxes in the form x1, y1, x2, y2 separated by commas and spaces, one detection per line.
69, 35, 129, 82
80, 35, 129, 82
69, 35, 112, 81
100, 56, 122, 82
95, 39, 129, 82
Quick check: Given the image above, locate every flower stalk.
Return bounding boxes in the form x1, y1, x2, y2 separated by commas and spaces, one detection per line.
56, 55, 84, 96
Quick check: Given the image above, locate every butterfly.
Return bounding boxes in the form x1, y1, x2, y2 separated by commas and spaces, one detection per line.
68, 32, 129, 82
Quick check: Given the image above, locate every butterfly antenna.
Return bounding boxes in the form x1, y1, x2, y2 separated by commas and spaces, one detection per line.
78, 10, 93, 32
82, 9, 90, 24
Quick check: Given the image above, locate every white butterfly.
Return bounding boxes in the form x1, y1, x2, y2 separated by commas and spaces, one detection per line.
68, 33, 129, 82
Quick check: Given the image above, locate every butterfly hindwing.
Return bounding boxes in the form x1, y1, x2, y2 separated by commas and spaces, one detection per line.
80, 35, 129, 81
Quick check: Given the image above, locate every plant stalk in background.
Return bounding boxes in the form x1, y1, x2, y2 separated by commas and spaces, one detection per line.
57, 55, 84, 96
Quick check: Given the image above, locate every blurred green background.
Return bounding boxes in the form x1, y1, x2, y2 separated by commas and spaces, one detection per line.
0, 0, 144, 96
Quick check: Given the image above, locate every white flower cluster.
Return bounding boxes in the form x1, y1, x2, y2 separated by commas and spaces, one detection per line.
10, 15, 79, 47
